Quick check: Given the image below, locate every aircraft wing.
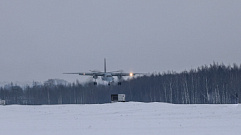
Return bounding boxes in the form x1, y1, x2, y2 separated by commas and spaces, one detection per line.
63, 72, 105, 76
111, 72, 144, 77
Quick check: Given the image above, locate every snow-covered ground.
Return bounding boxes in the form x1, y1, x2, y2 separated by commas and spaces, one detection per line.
0, 102, 240, 135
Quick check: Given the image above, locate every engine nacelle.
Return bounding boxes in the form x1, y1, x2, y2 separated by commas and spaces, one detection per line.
118, 75, 123, 80
93, 75, 98, 79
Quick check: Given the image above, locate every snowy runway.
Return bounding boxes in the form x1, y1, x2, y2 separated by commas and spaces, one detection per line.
0, 102, 240, 135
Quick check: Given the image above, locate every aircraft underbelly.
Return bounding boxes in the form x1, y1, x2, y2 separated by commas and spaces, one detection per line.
102, 76, 114, 82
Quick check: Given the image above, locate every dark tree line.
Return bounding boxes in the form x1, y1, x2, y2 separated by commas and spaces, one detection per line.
0, 63, 240, 105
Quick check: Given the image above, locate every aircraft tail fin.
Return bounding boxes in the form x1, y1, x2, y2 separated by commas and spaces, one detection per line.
104, 58, 106, 73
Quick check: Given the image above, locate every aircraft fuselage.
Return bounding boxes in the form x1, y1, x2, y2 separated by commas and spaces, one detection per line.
102, 73, 114, 83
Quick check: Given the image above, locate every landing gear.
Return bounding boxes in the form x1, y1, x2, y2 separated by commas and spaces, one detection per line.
93, 75, 98, 85
117, 75, 123, 86
93, 82, 97, 85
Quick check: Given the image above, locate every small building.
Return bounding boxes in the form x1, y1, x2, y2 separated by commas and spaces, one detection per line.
111, 94, 125, 102
0, 99, 6, 105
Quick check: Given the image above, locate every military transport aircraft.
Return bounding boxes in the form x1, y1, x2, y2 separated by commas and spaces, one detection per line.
64, 59, 142, 85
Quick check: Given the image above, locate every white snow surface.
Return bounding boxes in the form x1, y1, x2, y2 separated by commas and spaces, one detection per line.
0, 102, 241, 135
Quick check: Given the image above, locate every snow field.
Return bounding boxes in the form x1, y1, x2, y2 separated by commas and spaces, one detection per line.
0, 102, 241, 135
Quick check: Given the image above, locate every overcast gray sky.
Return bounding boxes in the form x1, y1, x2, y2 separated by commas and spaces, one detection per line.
0, 0, 241, 83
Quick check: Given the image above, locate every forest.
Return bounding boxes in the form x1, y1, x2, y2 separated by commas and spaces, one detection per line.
0, 63, 240, 105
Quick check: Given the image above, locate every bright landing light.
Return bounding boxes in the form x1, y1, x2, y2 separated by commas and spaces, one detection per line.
129, 72, 133, 77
